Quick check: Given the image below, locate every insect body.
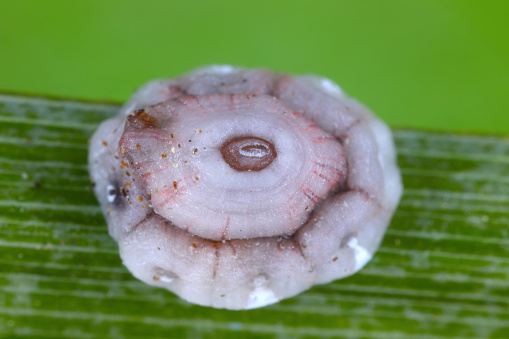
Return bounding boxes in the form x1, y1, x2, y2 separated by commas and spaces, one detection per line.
88, 66, 402, 310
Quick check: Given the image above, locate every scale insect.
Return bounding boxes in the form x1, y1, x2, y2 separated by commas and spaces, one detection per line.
88, 65, 402, 310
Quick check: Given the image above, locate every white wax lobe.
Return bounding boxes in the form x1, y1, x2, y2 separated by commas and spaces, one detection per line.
88, 65, 402, 310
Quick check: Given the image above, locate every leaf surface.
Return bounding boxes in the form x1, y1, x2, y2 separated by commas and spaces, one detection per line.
0, 93, 508, 339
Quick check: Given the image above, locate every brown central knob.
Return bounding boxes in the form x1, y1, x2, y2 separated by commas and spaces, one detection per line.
220, 136, 277, 171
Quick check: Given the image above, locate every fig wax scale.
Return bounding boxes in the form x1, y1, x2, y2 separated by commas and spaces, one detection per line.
88, 66, 402, 310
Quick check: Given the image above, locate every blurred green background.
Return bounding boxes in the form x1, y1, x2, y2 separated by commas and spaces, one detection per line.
0, 0, 508, 134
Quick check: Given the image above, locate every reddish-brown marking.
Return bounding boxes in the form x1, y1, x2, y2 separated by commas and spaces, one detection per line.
167, 85, 182, 96
138, 159, 174, 179
158, 187, 187, 206
302, 124, 321, 134
221, 215, 231, 240
227, 241, 237, 257
311, 160, 345, 181
289, 237, 307, 260
212, 249, 219, 278
299, 185, 320, 204
351, 186, 372, 202
311, 170, 336, 187
285, 197, 298, 222
157, 172, 200, 206
195, 97, 208, 115
134, 152, 183, 181
317, 154, 345, 162
310, 136, 336, 144
127, 108, 158, 129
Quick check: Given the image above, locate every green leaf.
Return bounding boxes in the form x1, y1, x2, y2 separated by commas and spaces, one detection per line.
0, 93, 508, 339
